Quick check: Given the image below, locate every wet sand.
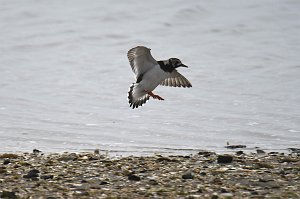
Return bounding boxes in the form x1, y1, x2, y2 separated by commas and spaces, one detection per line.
0, 150, 299, 198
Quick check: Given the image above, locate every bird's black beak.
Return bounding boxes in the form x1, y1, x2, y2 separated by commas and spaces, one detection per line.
180, 64, 188, 68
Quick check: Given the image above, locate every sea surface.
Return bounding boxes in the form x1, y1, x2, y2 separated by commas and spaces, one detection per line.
1, 0, 300, 155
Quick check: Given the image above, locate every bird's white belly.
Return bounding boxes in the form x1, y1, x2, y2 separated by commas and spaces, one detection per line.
140, 66, 169, 91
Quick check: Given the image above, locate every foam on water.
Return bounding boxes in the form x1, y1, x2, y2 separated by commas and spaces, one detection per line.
0, 0, 300, 155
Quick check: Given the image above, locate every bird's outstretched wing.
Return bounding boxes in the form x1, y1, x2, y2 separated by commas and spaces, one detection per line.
160, 70, 192, 88
127, 46, 157, 79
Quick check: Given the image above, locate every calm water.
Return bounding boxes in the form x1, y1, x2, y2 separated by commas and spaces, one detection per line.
1, 0, 300, 155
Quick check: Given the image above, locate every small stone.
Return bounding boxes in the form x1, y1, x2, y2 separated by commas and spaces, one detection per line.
148, 179, 159, 185
88, 156, 98, 161
259, 176, 273, 182
40, 175, 54, 180
220, 187, 228, 193
128, 173, 141, 181
198, 151, 215, 157
0, 167, 6, 174
1, 191, 17, 199
256, 149, 265, 154
189, 194, 202, 198
236, 151, 244, 155
215, 168, 229, 173
0, 154, 18, 159
33, 149, 41, 153
81, 156, 89, 160
94, 149, 100, 154
211, 193, 218, 199
3, 159, 10, 165
268, 152, 279, 155
256, 162, 273, 169
75, 190, 89, 196
100, 181, 109, 185
220, 193, 233, 198
19, 161, 31, 166
182, 170, 194, 179
122, 169, 131, 176
58, 153, 77, 161
23, 169, 40, 178
279, 157, 298, 163
200, 171, 206, 176
156, 157, 172, 162
30, 169, 40, 173
225, 145, 246, 149
288, 148, 300, 153
217, 155, 233, 164
251, 191, 259, 195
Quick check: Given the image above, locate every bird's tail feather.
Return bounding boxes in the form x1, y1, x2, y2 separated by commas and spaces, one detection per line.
128, 83, 150, 109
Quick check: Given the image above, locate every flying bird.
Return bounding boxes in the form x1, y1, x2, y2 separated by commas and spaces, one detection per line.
127, 46, 192, 109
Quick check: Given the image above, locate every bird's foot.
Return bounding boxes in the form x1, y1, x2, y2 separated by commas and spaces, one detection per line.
145, 90, 164, 100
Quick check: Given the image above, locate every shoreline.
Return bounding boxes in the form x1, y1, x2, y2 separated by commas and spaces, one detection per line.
0, 146, 295, 157
0, 150, 299, 198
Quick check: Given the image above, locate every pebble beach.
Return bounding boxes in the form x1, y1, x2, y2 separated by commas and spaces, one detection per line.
1, 149, 299, 198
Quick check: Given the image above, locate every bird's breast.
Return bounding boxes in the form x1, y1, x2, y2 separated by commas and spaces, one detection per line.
139, 65, 169, 91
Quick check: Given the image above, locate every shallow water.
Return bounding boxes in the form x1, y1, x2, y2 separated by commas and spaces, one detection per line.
1, 0, 300, 155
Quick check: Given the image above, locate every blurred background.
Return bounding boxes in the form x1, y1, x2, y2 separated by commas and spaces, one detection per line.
0, 0, 299, 155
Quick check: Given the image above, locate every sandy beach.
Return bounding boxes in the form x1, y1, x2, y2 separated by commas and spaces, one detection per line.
0, 149, 299, 198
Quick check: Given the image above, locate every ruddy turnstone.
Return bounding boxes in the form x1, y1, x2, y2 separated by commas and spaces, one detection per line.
127, 46, 192, 109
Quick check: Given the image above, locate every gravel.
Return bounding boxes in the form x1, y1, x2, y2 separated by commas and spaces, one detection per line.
0, 150, 299, 198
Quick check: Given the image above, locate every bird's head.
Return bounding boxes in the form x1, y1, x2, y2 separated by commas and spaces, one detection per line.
168, 58, 188, 69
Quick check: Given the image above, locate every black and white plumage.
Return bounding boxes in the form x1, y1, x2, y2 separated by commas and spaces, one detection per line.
127, 46, 192, 109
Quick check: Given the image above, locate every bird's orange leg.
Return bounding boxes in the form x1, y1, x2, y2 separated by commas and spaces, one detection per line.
145, 90, 164, 100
